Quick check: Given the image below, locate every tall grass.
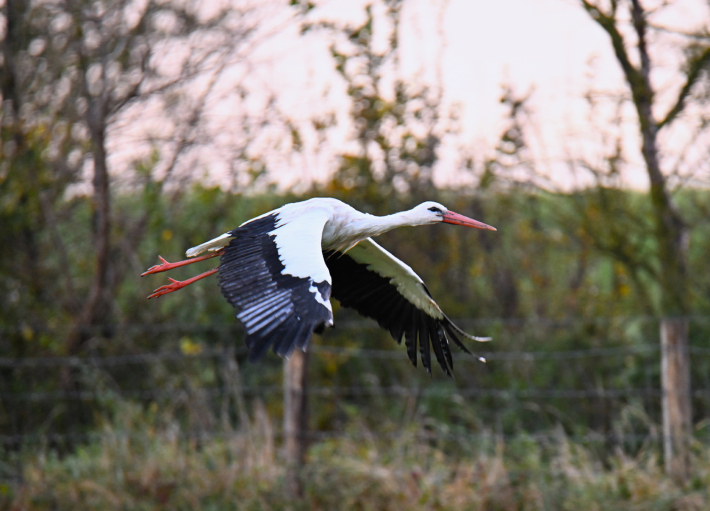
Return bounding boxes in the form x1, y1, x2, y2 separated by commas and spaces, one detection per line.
4, 400, 710, 510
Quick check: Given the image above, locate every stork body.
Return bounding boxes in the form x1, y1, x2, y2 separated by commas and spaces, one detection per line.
142, 198, 496, 375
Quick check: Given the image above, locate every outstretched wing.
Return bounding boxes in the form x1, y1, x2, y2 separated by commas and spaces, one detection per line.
324, 238, 488, 375
219, 212, 333, 361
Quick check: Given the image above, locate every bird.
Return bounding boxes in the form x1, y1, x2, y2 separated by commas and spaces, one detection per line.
141, 198, 496, 375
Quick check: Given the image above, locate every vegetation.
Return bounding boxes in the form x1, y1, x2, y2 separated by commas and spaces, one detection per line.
2, 185, 710, 509
5, 402, 710, 510
3, 0, 710, 506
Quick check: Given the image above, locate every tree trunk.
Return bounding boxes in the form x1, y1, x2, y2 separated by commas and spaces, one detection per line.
626, 1, 692, 481
87, 103, 112, 326
65, 100, 112, 357
581, 1, 695, 481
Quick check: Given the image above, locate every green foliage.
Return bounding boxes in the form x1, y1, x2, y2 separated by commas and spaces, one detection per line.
5, 408, 710, 510
3, 182, 710, 448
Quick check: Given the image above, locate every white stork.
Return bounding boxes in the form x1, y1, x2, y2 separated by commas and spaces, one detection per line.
141, 198, 496, 375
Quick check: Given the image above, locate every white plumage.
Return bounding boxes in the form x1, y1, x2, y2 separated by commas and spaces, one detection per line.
142, 197, 496, 375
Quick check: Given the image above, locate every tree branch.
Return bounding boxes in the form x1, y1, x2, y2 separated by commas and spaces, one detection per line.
581, 1, 641, 89
631, 0, 651, 84
658, 45, 710, 129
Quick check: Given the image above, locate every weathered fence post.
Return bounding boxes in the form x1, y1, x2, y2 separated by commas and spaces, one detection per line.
221, 345, 250, 434
284, 348, 310, 497
661, 318, 691, 484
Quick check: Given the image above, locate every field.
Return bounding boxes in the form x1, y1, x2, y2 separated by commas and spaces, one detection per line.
6, 405, 710, 510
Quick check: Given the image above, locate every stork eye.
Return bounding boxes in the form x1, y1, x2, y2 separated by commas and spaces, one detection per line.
428, 206, 443, 213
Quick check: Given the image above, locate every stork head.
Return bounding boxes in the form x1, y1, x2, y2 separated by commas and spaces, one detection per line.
412, 201, 497, 231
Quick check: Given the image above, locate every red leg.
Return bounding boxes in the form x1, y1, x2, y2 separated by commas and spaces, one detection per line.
148, 268, 219, 299
141, 249, 224, 277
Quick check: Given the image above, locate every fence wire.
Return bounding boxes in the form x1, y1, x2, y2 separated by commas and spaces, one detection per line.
2, 340, 709, 403
4, 314, 710, 335
2, 318, 709, 450
2, 342, 709, 368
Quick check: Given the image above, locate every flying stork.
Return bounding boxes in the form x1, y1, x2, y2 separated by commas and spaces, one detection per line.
141, 198, 496, 375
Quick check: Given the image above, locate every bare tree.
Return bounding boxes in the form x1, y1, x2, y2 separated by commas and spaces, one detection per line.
1, 0, 267, 354
575, 0, 710, 482
66, 0, 267, 355
467, 0, 710, 481
577, 0, 710, 315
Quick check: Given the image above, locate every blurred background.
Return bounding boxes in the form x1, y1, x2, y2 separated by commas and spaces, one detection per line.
2, 0, 710, 508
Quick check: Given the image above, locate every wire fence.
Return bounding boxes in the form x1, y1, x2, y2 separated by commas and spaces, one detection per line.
4, 342, 710, 368
2, 317, 710, 450
4, 344, 707, 413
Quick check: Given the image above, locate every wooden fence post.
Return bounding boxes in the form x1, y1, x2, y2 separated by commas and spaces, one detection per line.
221, 345, 250, 434
661, 318, 691, 484
284, 348, 310, 497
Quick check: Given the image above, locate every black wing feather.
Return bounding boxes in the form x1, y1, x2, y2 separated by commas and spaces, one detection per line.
429, 326, 451, 377
324, 247, 475, 375
443, 321, 472, 355
439, 326, 454, 370
386, 298, 409, 344
418, 316, 431, 374
404, 307, 419, 368
219, 214, 332, 361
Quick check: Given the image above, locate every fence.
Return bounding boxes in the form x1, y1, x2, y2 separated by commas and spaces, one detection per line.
2, 317, 710, 475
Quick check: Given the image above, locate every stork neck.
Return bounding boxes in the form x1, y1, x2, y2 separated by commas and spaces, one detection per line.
357, 210, 418, 237
323, 206, 424, 252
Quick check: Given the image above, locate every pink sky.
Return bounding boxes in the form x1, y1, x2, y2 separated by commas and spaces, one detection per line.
110, 0, 710, 191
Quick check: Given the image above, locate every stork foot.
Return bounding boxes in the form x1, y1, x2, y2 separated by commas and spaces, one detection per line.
141, 250, 224, 277
148, 278, 186, 299
147, 268, 219, 299
142, 256, 174, 276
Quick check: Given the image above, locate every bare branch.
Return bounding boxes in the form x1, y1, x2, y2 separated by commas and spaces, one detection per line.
631, 0, 651, 86
658, 45, 710, 129
581, 1, 643, 96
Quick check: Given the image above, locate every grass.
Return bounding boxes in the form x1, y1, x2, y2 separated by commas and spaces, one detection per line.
3, 402, 710, 510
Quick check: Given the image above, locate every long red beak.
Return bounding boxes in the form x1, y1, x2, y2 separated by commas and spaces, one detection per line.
442, 211, 497, 231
